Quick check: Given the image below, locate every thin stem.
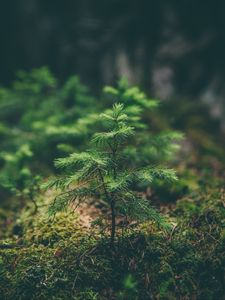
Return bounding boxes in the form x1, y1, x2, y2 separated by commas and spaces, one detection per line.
31, 197, 38, 214
110, 198, 116, 244
97, 168, 116, 244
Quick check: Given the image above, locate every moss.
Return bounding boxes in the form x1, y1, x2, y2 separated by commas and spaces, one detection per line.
0, 185, 224, 299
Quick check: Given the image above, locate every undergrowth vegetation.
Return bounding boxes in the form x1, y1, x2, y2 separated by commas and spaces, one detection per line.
0, 67, 224, 299
0, 185, 224, 299
45, 103, 179, 243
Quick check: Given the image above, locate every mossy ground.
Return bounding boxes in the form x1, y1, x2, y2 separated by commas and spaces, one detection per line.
0, 182, 224, 300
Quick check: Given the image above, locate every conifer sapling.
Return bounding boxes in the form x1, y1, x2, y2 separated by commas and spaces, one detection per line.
46, 103, 178, 243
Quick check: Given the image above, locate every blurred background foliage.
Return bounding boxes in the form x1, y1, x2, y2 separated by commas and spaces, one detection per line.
0, 0, 225, 131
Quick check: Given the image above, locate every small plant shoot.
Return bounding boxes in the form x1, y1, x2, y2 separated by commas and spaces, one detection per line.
46, 103, 178, 243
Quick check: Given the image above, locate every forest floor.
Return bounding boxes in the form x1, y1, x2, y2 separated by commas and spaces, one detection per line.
0, 164, 224, 299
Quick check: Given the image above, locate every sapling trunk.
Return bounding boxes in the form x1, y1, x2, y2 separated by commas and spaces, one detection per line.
110, 199, 116, 244
29, 188, 38, 214
31, 197, 38, 214
97, 168, 116, 244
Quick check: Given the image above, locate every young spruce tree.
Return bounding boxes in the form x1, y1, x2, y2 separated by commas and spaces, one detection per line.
46, 103, 178, 244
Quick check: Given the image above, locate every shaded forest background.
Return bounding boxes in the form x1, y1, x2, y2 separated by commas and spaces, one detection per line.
0, 0, 225, 130
0, 2, 225, 299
